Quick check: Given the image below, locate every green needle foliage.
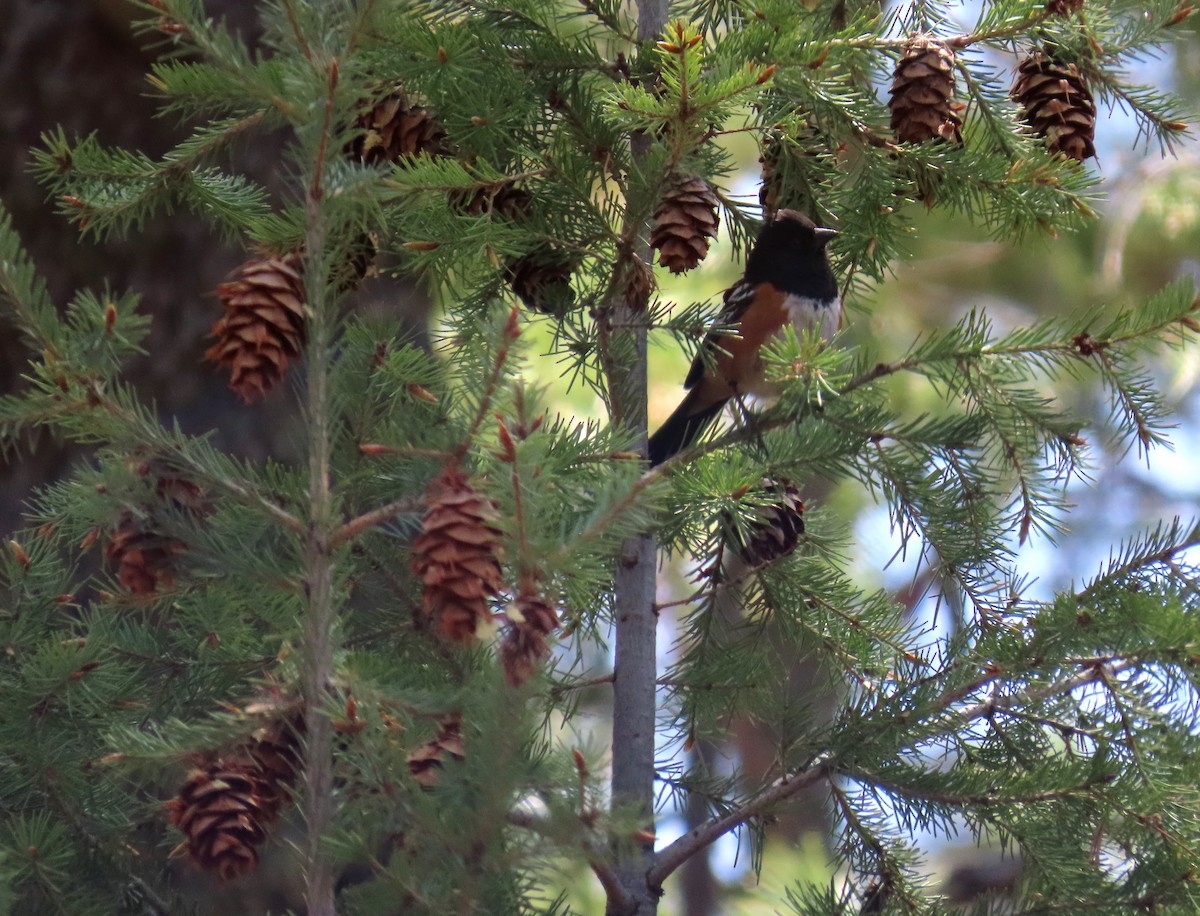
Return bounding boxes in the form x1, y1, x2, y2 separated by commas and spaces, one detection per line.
0, 0, 1199, 913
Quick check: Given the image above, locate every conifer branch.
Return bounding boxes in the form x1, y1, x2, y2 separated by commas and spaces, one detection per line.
848, 770, 1112, 808
457, 305, 521, 459
299, 55, 341, 916
282, 0, 314, 61
1078, 519, 1200, 600
650, 657, 1137, 887
648, 760, 833, 888
330, 497, 424, 548
506, 808, 634, 912
43, 775, 175, 916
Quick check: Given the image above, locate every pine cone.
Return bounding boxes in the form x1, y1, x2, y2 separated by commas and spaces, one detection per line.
1013, 52, 1096, 162
407, 714, 465, 788
167, 709, 303, 880
106, 510, 186, 595
1046, 0, 1084, 15
104, 462, 211, 595
205, 253, 307, 403
241, 717, 304, 810
889, 34, 963, 144
411, 466, 505, 643
505, 250, 577, 317
137, 460, 212, 519
500, 588, 560, 686
168, 765, 275, 880
735, 480, 806, 567
620, 257, 655, 312
350, 87, 445, 164
651, 176, 720, 274
448, 185, 533, 220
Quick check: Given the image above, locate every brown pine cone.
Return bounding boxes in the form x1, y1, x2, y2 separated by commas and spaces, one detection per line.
1046, 0, 1084, 15
350, 86, 446, 164
407, 714, 466, 788
620, 256, 655, 312
168, 765, 274, 881
448, 185, 533, 220
1013, 51, 1096, 161
500, 588, 560, 686
105, 510, 186, 595
651, 176, 720, 274
889, 34, 964, 145
734, 479, 806, 567
505, 250, 577, 316
411, 466, 505, 643
166, 705, 303, 880
205, 253, 307, 403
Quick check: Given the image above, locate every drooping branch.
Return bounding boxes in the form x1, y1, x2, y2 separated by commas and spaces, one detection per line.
648, 656, 1138, 888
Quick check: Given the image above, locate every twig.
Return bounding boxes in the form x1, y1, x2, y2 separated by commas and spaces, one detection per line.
43, 775, 175, 916
847, 768, 1112, 808
549, 672, 616, 695
506, 808, 635, 912
649, 657, 1137, 888
456, 306, 521, 458
282, 0, 314, 61
648, 760, 833, 887
330, 497, 424, 548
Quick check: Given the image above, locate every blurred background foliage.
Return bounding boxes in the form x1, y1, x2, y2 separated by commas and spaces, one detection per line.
1, 0, 1197, 912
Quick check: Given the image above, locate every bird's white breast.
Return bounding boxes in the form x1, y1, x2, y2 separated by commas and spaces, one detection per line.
782, 294, 841, 343
740, 294, 842, 399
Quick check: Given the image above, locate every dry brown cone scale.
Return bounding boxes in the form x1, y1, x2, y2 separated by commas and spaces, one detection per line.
349, 86, 446, 165
167, 713, 303, 880
1013, 51, 1097, 162
889, 33, 964, 144
205, 253, 307, 403
650, 175, 720, 274
411, 465, 505, 642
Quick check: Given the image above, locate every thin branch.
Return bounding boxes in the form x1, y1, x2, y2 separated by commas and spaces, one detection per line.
330, 497, 424, 548
847, 769, 1112, 808
456, 305, 521, 458
506, 808, 634, 912
282, 0, 314, 61
648, 760, 833, 887
43, 775, 174, 916
649, 657, 1137, 887
549, 672, 615, 696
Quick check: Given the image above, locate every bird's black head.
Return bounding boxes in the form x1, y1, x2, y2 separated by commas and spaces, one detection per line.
744, 210, 838, 299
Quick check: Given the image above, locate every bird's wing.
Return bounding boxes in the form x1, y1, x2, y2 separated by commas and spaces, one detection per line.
683, 279, 757, 390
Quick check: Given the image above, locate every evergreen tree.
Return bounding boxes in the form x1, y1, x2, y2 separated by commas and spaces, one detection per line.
0, 0, 1198, 913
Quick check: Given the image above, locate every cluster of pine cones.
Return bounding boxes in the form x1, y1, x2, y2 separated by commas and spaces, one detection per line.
168, 695, 468, 880
177, 6, 1117, 884
886, 32, 1096, 161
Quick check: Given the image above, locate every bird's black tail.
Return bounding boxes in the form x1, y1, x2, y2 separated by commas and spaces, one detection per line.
647, 395, 727, 466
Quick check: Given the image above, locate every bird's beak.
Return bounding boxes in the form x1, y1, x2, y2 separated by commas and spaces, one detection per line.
813, 226, 838, 244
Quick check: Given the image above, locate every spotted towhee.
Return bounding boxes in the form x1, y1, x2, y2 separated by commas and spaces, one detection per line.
647, 209, 840, 466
